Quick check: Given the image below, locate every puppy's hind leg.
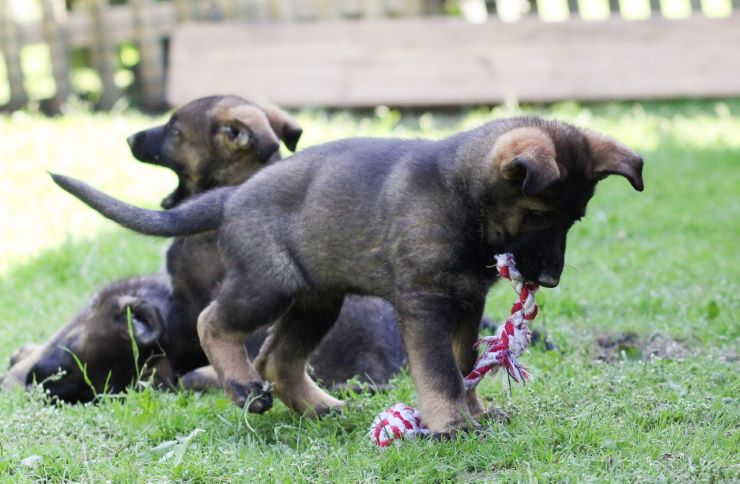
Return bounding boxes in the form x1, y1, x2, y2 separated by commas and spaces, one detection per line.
255, 293, 345, 416
197, 270, 294, 413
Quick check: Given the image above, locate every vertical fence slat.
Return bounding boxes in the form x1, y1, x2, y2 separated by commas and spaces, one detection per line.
649, 0, 661, 14
422, 0, 444, 14
0, 0, 28, 110
83, 0, 121, 109
314, 0, 339, 19
130, 0, 166, 110
361, 0, 384, 18
41, 0, 71, 112
566, 0, 579, 15
397, 0, 422, 15
607, 0, 620, 15
269, 0, 295, 20
527, 0, 538, 16
174, 0, 193, 22
688, 0, 702, 11
239, 0, 269, 21
221, 0, 237, 19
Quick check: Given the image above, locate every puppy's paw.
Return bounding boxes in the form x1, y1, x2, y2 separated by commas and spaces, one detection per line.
180, 366, 219, 392
9, 343, 40, 368
425, 412, 480, 440
226, 379, 273, 414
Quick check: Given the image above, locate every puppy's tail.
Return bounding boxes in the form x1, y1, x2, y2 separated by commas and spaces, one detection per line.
51, 173, 233, 237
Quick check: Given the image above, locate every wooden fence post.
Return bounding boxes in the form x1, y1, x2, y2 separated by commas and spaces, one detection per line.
41, 0, 71, 113
0, 0, 28, 111
174, 0, 193, 22
422, 0, 444, 15
130, 0, 166, 110
607, 0, 620, 16
566, 0, 579, 16
83, 0, 121, 109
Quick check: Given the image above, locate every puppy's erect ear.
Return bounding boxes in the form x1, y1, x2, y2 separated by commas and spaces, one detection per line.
491, 127, 560, 196
261, 104, 303, 152
117, 296, 164, 347
584, 129, 644, 192
221, 105, 280, 162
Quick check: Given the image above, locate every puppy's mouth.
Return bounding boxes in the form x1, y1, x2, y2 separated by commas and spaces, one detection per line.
135, 153, 171, 168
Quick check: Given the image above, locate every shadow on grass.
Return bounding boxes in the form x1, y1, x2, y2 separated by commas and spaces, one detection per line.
0, 229, 168, 361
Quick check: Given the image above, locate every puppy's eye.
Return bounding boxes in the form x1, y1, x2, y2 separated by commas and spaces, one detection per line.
170, 128, 181, 138
225, 126, 239, 139
526, 211, 549, 223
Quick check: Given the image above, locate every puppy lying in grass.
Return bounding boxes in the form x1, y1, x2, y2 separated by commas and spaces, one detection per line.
53, 115, 643, 435
2, 96, 408, 403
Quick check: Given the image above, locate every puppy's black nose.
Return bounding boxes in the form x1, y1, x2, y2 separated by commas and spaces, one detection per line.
537, 274, 560, 288
126, 134, 137, 149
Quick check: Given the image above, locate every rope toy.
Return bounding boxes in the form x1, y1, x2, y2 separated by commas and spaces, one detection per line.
369, 253, 540, 447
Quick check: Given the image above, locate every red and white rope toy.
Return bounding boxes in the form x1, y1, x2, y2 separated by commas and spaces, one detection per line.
369, 253, 540, 447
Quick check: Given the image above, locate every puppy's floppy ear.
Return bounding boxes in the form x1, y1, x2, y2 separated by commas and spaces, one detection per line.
221, 105, 281, 162
117, 296, 164, 346
492, 127, 560, 196
584, 129, 644, 191
261, 104, 303, 152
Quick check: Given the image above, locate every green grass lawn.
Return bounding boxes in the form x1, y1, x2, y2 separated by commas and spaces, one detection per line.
0, 100, 738, 481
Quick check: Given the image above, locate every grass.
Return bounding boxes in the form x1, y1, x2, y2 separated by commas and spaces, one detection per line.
0, 99, 738, 481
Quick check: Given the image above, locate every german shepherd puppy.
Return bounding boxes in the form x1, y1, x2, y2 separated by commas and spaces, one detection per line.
52, 117, 643, 434
3, 96, 407, 403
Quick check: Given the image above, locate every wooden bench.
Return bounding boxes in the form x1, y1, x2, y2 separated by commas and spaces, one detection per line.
168, 14, 740, 108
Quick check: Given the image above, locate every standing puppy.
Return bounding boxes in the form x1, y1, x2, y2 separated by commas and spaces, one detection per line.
52, 117, 643, 435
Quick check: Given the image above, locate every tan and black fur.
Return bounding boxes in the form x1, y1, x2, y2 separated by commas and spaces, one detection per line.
51, 116, 644, 434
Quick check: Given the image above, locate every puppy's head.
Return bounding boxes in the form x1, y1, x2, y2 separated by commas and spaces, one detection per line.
2, 278, 174, 403
127, 95, 303, 208
485, 118, 644, 287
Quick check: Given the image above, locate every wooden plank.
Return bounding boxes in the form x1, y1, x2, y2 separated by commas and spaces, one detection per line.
41, 0, 71, 112
17, 3, 177, 47
422, 0, 444, 14
174, 0, 193, 22
168, 15, 740, 107
0, 0, 27, 110
130, 0, 166, 110
83, 0, 121, 109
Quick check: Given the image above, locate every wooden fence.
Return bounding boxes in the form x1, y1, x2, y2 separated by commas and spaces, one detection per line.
1, 0, 739, 112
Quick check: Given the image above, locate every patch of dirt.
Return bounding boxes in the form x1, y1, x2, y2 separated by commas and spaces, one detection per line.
643, 334, 692, 361
593, 332, 692, 363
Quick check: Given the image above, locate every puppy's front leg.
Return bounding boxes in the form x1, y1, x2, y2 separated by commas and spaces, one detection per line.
452, 302, 487, 419
197, 301, 272, 413
397, 296, 477, 436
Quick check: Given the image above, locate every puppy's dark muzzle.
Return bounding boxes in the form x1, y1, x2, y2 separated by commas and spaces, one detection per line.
127, 127, 168, 167
537, 274, 560, 288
